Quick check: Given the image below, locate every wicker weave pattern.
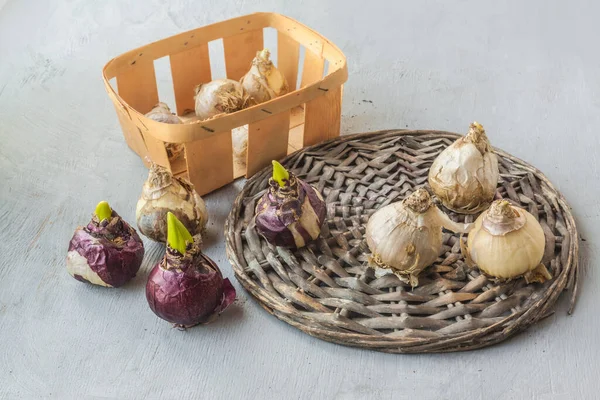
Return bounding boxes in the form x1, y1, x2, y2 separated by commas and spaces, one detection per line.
225, 130, 579, 353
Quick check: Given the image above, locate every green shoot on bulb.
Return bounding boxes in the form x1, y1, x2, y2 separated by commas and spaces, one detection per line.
272, 160, 289, 188
167, 212, 193, 254
95, 201, 112, 222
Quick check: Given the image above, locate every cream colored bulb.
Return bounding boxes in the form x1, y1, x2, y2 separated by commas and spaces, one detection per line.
464, 200, 551, 283
240, 49, 289, 104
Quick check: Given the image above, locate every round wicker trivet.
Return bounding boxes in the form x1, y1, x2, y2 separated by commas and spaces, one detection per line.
225, 130, 579, 353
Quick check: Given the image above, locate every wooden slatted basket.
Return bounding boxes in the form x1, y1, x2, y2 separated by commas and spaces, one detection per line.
102, 12, 347, 196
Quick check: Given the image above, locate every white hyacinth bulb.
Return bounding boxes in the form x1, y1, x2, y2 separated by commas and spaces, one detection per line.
145, 102, 184, 161
428, 122, 499, 214
366, 188, 471, 286
240, 49, 288, 104
194, 79, 253, 121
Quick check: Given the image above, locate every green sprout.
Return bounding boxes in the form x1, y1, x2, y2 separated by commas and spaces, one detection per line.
272, 160, 289, 188
95, 201, 112, 222
167, 212, 193, 254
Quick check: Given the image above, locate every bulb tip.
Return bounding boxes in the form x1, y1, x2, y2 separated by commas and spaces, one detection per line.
466, 121, 491, 153
258, 48, 271, 61
157, 102, 171, 112
468, 121, 486, 137
147, 163, 173, 187
272, 160, 289, 187
488, 200, 517, 218
404, 188, 432, 213
95, 201, 112, 222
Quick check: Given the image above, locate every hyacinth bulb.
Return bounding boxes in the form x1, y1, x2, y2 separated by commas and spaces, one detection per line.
146, 213, 236, 328
366, 189, 471, 286
136, 164, 208, 243
463, 200, 551, 283
428, 122, 499, 214
240, 49, 289, 104
145, 102, 184, 161
67, 201, 144, 287
194, 79, 254, 120
254, 161, 326, 249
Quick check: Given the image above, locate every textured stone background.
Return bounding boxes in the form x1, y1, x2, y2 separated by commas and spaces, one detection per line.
0, 0, 597, 398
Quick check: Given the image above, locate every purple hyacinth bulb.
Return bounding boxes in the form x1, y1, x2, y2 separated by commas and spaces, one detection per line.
66, 209, 144, 287
146, 240, 236, 328
254, 170, 326, 249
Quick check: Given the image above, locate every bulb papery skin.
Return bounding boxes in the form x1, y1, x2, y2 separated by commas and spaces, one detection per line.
428, 122, 499, 214
466, 202, 547, 280
366, 189, 471, 286
194, 79, 253, 120
145, 102, 182, 125
67, 211, 144, 287
232, 125, 249, 168
136, 164, 208, 243
145, 103, 184, 160
146, 243, 236, 327
240, 49, 289, 104
366, 203, 440, 286
254, 173, 326, 249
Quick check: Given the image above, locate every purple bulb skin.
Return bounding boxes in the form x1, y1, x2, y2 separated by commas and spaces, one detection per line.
67, 211, 145, 288
255, 174, 326, 249
146, 248, 236, 327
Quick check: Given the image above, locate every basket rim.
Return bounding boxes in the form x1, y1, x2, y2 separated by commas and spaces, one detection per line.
102, 12, 348, 144
224, 129, 580, 353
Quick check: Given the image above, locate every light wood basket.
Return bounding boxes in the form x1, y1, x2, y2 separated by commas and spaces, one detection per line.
102, 12, 348, 195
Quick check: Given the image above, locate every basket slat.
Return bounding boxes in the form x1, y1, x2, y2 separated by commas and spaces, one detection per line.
303, 85, 342, 146
115, 61, 158, 115
269, 17, 329, 62
170, 44, 212, 116
288, 107, 305, 153
114, 105, 147, 160
301, 48, 325, 89
184, 131, 233, 194
104, 14, 271, 76
223, 29, 264, 81
277, 32, 300, 91
114, 59, 169, 168
143, 133, 170, 169
246, 110, 291, 176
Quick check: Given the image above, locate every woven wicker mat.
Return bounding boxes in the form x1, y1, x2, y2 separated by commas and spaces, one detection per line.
225, 130, 579, 353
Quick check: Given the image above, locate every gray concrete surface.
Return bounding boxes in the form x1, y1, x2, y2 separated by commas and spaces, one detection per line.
0, 0, 597, 399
